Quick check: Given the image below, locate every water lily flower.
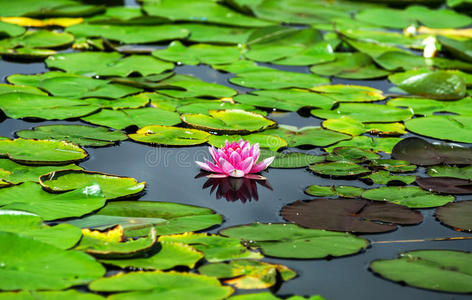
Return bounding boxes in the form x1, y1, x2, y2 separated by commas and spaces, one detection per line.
422, 36, 438, 58
196, 140, 274, 179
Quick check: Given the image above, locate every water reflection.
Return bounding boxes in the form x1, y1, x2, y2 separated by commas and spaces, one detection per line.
197, 173, 273, 203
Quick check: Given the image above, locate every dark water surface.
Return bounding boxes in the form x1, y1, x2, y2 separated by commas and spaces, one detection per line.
1, 55, 471, 300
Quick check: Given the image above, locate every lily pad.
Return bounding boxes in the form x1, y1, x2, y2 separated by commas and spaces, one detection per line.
428, 165, 472, 180
438, 36, 472, 63
387, 97, 472, 117
199, 260, 296, 289
0, 182, 106, 220
85, 94, 150, 110
362, 171, 416, 185
208, 133, 287, 151
0, 21, 25, 37
327, 147, 380, 163
182, 23, 254, 44
0, 290, 104, 300
181, 110, 276, 134
281, 198, 423, 233
416, 177, 472, 195
0, 138, 87, 165
0, 158, 82, 183
89, 271, 234, 300
158, 76, 236, 99
0, 83, 46, 95
220, 223, 369, 259
311, 84, 384, 103
311, 103, 412, 123
435, 201, 472, 232
248, 88, 336, 110
39, 169, 145, 200
309, 161, 370, 177
259, 150, 324, 168
324, 136, 403, 154
101, 241, 203, 270
67, 200, 222, 237
0, 92, 99, 120
159, 233, 262, 262
362, 186, 454, 208
129, 125, 211, 146
0, 232, 105, 290
369, 159, 417, 173
0, 210, 82, 249
16, 125, 127, 147
305, 185, 364, 198
370, 250, 472, 293
323, 117, 406, 136
264, 125, 351, 148
405, 116, 472, 143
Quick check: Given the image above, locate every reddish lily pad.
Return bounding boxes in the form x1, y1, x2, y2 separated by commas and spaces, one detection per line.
416, 177, 472, 195
435, 201, 472, 232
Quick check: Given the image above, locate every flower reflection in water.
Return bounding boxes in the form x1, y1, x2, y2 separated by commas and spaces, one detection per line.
198, 172, 273, 203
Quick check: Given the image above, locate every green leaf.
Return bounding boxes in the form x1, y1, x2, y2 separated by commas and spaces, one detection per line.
428, 165, 472, 180
387, 97, 472, 117
311, 103, 412, 123
0, 232, 105, 290
259, 150, 324, 168
324, 136, 402, 154
436, 201, 472, 232
0, 290, 104, 300
159, 232, 262, 262
158, 76, 236, 99
309, 161, 370, 177
405, 116, 472, 143
101, 241, 203, 270
370, 250, 472, 293
369, 159, 417, 173
362, 170, 416, 185
0, 158, 82, 183
305, 185, 364, 198
264, 125, 351, 147
67, 200, 222, 237
208, 133, 287, 151
0, 182, 106, 220
0, 210, 82, 249
245, 88, 336, 110
230, 69, 330, 89
362, 186, 454, 208
220, 223, 369, 259
0, 92, 99, 120
85, 94, 150, 110
439, 36, 472, 63
0, 21, 25, 37
129, 125, 211, 146
0, 83, 46, 95
181, 23, 254, 44
39, 170, 145, 200
0, 138, 87, 165
16, 125, 127, 147
311, 84, 384, 103
327, 146, 381, 162
323, 117, 406, 136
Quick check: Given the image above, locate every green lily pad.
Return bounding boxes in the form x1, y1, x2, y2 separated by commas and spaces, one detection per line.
0, 210, 82, 249
143, 0, 273, 27
158, 76, 236, 99
324, 136, 402, 154
362, 171, 417, 185
82, 108, 181, 130
309, 161, 370, 177
405, 116, 472, 143
0, 182, 106, 220
39, 170, 145, 200
438, 36, 472, 63
177, 101, 265, 116
311, 84, 384, 103
129, 125, 211, 146
327, 146, 380, 163
310, 52, 390, 79
0, 290, 104, 300
435, 201, 472, 232
85, 94, 150, 110
247, 88, 336, 110
428, 165, 472, 180
16, 125, 127, 147
181, 23, 254, 44
387, 97, 472, 117
159, 233, 262, 262
101, 241, 203, 270
0, 21, 25, 37
67, 23, 189, 44
0, 92, 99, 120
230, 69, 329, 89
46, 52, 174, 77
67, 200, 222, 237
0, 0, 104, 17
0, 138, 87, 165
362, 186, 454, 208
0, 83, 46, 95
370, 250, 472, 293
369, 159, 417, 173
199, 260, 296, 289
305, 185, 364, 198
220, 223, 369, 259
0, 158, 82, 183
181, 110, 276, 134
152, 41, 242, 65
264, 125, 351, 148
0, 30, 74, 57
208, 133, 287, 151
259, 150, 324, 168
323, 117, 406, 136
0, 232, 105, 290
89, 271, 234, 300
311, 103, 412, 123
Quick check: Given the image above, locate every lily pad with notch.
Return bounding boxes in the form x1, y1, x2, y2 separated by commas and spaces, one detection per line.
129, 125, 211, 146
324, 136, 402, 154
264, 125, 351, 148
311, 103, 413, 123
435, 201, 472, 232
405, 116, 472, 143
362, 171, 416, 185
428, 165, 472, 180
305, 185, 364, 198
362, 186, 454, 208
0, 158, 82, 183
309, 161, 370, 177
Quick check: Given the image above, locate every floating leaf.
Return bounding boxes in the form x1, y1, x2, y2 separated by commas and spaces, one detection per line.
248, 88, 336, 110
327, 147, 380, 163
0, 182, 106, 220
259, 150, 324, 168
324, 136, 402, 154
305, 185, 364, 198
182, 23, 254, 44
311, 103, 412, 123
0, 0, 104, 18
158, 76, 236, 99
16, 125, 127, 147
229, 292, 325, 300
85, 94, 150, 110
281, 198, 422, 233
370, 250, 472, 293
129, 125, 211, 146
264, 125, 350, 148
67, 200, 222, 237
362, 171, 416, 185
387, 97, 472, 117
0, 158, 81, 183
323, 117, 406, 136
199, 260, 296, 289
310, 84, 384, 103
405, 116, 472, 143
101, 241, 203, 270
309, 161, 370, 177
438, 36, 472, 62
159, 232, 262, 262
362, 186, 454, 208
369, 159, 417, 173
0, 138, 87, 165
0, 210, 81, 249
0, 290, 104, 300
0, 21, 25, 37
181, 110, 276, 134
0, 83, 46, 95
435, 201, 472, 232
220, 223, 369, 259
208, 133, 287, 151
39, 170, 145, 200
428, 165, 472, 180
0, 232, 105, 290
416, 177, 472, 195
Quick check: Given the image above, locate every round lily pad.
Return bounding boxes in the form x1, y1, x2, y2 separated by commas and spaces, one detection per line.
264, 125, 350, 148
405, 116, 472, 144
281, 198, 423, 233
0, 158, 82, 183
305, 185, 364, 198
416, 177, 472, 195
309, 161, 370, 177
181, 110, 276, 134
362, 186, 454, 208
129, 125, 211, 146
311, 103, 412, 123
435, 201, 472, 232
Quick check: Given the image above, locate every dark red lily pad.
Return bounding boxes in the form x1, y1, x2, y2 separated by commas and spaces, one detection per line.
416, 177, 472, 195
392, 137, 472, 166
280, 198, 423, 233
435, 201, 472, 232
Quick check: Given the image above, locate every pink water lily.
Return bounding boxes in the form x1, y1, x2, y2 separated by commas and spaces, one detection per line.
196, 140, 274, 179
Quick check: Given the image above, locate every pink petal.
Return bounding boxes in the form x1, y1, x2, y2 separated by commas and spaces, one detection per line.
206, 159, 224, 173
240, 157, 254, 174
209, 146, 219, 163
220, 158, 235, 175
230, 151, 241, 167
250, 156, 274, 173
195, 161, 213, 172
